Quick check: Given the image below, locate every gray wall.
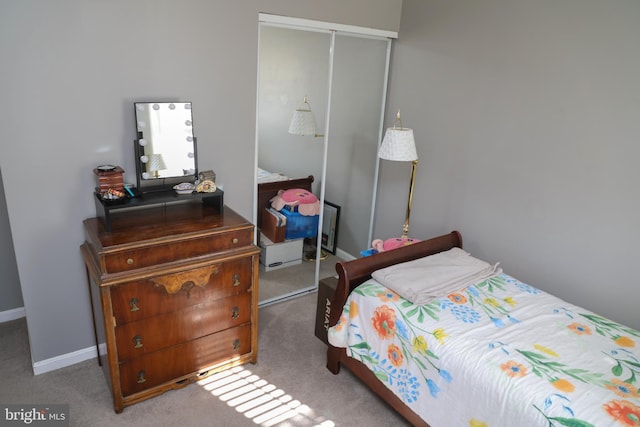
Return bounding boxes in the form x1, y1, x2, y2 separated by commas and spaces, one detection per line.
0, 1, 401, 367
376, 0, 640, 330
0, 169, 23, 313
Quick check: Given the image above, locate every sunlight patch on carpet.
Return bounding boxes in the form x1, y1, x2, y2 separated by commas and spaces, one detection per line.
198, 366, 335, 427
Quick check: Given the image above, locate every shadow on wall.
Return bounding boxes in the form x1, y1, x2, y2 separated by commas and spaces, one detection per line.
0, 167, 24, 316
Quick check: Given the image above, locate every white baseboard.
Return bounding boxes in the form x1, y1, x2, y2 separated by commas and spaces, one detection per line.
0, 307, 26, 323
335, 248, 356, 262
1, 308, 104, 375
32, 344, 102, 375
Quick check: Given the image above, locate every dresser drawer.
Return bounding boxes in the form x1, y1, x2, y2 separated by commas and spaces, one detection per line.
115, 293, 252, 362
119, 324, 252, 396
111, 257, 253, 325
104, 228, 253, 273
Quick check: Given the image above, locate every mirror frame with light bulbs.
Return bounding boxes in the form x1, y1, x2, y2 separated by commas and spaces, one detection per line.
133, 102, 198, 194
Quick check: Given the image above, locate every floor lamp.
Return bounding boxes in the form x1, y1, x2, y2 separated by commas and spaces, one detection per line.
378, 110, 419, 240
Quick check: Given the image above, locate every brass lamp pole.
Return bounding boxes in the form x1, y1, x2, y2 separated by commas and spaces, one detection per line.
402, 159, 419, 239
378, 110, 419, 239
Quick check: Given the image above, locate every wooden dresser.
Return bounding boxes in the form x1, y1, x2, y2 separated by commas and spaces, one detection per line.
81, 203, 260, 413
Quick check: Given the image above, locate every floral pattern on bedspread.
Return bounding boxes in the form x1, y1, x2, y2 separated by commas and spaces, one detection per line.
327, 273, 640, 427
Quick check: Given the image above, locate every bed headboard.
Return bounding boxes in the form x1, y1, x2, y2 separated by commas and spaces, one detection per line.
256, 175, 314, 229
329, 231, 463, 327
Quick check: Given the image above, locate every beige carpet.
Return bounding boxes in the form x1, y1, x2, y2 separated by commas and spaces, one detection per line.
258, 254, 342, 304
0, 293, 410, 427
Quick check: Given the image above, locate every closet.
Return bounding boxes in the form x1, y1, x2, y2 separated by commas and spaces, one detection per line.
255, 14, 396, 305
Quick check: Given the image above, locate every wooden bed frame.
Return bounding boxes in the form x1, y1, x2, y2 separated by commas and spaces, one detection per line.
326, 230, 463, 427
256, 175, 314, 230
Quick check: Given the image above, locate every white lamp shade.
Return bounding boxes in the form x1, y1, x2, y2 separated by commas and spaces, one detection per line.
288, 96, 319, 136
379, 127, 418, 161
148, 153, 167, 172
288, 109, 318, 136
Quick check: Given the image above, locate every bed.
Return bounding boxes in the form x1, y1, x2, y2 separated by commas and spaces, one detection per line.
326, 231, 640, 427
256, 168, 314, 230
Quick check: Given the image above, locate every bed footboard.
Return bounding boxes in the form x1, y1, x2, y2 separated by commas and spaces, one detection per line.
326, 231, 462, 427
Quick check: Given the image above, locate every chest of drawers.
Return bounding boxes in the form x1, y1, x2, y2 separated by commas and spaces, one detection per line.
81, 203, 259, 413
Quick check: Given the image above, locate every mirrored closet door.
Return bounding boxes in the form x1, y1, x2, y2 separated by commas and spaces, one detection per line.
255, 14, 395, 306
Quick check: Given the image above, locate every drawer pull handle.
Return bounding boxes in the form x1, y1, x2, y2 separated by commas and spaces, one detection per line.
232, 274, 240, 287
233, 339, 241, 351
133, 335, 143, 349
232, 238, 239, 244
181, 281, 195, 298
127, 258, 134, 265
137, 371, 146, 384
232, 307, 240, 319
129, 298, 140, 312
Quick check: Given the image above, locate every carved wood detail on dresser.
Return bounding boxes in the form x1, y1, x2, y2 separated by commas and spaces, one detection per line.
81, 203, 260, 413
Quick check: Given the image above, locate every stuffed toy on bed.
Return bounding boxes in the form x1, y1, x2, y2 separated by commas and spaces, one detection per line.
270, 188, 320, 216
371, 236, 421, 252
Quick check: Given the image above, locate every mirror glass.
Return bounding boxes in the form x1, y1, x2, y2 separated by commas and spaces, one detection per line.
256, 25, 331, 305
326, 33, 390, 258
134, 102, 197, 191
256, 17, 392, 307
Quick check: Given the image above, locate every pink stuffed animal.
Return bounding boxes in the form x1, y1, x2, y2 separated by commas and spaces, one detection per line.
371, 237, 421, 252
270, 188, 320, 216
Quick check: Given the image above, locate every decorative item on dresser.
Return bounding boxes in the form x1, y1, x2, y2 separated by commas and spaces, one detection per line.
80, 202, 260, 413
93, 165, 125, 197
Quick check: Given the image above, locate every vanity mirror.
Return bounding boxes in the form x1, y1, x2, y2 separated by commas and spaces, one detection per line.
92, 102, 221, 231
134, 102, 198, 193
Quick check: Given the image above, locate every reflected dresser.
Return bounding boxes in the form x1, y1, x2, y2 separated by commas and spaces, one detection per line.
81, 203, 259, 413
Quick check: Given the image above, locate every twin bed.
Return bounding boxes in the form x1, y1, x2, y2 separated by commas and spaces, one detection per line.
326, 231, 640, 426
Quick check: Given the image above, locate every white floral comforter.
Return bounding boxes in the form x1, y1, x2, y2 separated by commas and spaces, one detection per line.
328, 273, 640, 427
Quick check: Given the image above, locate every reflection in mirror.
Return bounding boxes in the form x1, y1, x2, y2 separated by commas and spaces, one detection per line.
255, 15, 393, 307
326, 33, 391, 257
256, 24, 331, 306
134, 102, 197, 192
